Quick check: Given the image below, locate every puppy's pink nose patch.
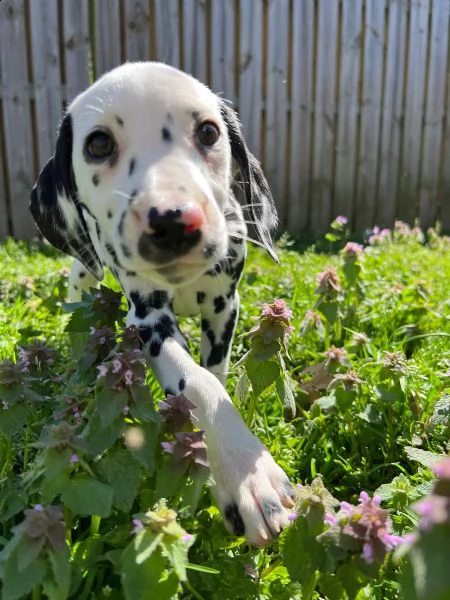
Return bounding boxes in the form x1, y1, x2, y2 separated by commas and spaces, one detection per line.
182, 205, 204, 233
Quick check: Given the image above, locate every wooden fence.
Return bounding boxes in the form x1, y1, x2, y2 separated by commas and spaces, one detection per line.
1, 0, 450, 239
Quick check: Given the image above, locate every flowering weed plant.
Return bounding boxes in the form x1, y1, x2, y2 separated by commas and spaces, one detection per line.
0, 222, 449, 599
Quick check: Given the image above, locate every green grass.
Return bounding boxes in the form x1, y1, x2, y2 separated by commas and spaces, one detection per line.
0, 228, 449, 599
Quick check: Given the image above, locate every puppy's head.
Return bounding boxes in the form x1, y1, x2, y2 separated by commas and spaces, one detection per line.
30, 62, 277, 286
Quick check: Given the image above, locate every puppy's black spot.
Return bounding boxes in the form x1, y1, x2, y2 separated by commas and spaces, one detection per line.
92, 173, 100, 186
79, 271, 86, 279
130, 290, 150, 319
162, 126, 172, 142
201, 318, 210, 332
178, 377, 185, 391
129, 157, 136, 176
206, 309, 237, 367
121, 243, 132, 258
107, 210, 113, 219
129, 189, 138, 204
149, 290, 169, 309
150, 341, 161, 357
214, 295, 226, 314
207, 344, 224, 367
95, 221, 101, 240
204, 242, 216, 258
284, 480, 295, 500
197, 291, 205, 304
165, 387, 175, 396
74, 284, 78, 291
115, 115, 124, 126
139, 325, 153, 344
230, 236, 244, 245
154, 314, 175, 340
191, 110, 200, 122
263, 499, 282, 516
224, 503, 245, 536
118, 211, 126, 236
126, 270, 137, 277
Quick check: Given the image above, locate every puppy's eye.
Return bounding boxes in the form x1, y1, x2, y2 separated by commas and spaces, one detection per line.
85, 131, 116, 160
196, 121, 220, 147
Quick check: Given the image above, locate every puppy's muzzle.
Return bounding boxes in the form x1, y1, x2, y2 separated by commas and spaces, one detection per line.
138, 205, 203, 260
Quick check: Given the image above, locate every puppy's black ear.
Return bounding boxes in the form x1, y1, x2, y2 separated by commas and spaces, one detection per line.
220, 102, 278, 261
30, 114, 103, 280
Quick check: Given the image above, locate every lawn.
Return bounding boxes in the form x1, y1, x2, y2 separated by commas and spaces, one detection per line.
0, 220, 449, 599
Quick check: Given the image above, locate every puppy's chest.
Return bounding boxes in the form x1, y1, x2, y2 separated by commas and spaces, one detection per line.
172, 271, 237, 317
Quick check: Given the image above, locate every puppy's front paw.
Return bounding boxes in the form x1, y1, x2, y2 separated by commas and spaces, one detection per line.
207, 436, 295, 546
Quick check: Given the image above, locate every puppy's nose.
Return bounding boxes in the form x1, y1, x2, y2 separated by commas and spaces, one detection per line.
146, 206, 203, 252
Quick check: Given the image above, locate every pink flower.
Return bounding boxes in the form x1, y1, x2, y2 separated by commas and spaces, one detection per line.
315, 267, 341, 296
261, 299, 293, 321
181, 533, 193, 542
341, 242, 363, 258
112, 358, 122, 374
432, 456, 450, 480
70, 454, 79, 464
324, 513, 337, 526
335, 216, 348, 225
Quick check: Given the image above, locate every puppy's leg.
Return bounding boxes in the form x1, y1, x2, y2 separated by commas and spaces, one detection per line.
200, 291, 240, 384
68, 260, 99, 301
126, 285, 294, 547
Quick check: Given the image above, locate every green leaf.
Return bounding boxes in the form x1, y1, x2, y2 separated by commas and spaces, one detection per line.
405, 446, 443, 469
235, 372, 250, 403
162, 536, 190, 581
134, 530, 164, 565
430, 394, 450, 428
42, 546, 71, 600
276, 376, 296, 420
61, 474, 114, 517
96, 447, 142, 512
121, 544, 179, 600
44, 447, 73, 480
96, 388, 129, 427
402, 524, 450, 600
16, 535, 46, 572
280, 516, 329, 584
0, 403, 30, 437
245, 355, 280, 397
3, 552, 46, 600
82, 412, 124, 455
129, 385, 158, 423
127, 421, 159, 476
315, 395, 337, 411
358, 403, 382, 424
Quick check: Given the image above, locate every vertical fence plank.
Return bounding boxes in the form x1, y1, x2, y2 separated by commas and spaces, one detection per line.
419, 0, 449, 227
29, 0, 62, 169
377, 0, 408, 226
287, 0, 314, 233
0, 106, 8, 237
93, 0, 122, 78
355, 0, 385, 230
210, 0, 237, 101
334, 0, 363, 225
238, 0, 264, 157
310, 0, 339, 232
124, 0, 151, 62
63, 0, 90, 104
154, 0, 180, 68
398, 0, 429, 225
182, 0, 208, 82
0, 0, 36, 239
264, 0, 290, 225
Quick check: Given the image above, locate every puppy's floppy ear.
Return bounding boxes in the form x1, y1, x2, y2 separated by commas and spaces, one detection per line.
220, 102, 278, 262
30, 114, 103, 280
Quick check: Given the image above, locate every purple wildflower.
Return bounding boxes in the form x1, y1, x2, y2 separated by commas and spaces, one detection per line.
315, 267, 341, 297
161, 430, 208, 468
132, 518, 144, 534
159, 393, 196, 431
341, 242, 364, 258
261, 299, 293, 321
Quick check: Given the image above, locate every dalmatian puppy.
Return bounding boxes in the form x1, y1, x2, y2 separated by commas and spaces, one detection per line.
30, 62, 294, 546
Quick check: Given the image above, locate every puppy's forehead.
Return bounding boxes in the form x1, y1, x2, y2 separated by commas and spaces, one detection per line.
70, 62, 221, 131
